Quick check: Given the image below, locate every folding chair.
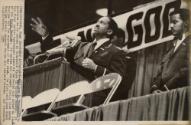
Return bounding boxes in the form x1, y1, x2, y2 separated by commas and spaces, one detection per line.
88, 73, 122, 105
33, 53, 49, 64
33, 53, 65, 64
22, 88, 60, 121
51, 80, 90, 116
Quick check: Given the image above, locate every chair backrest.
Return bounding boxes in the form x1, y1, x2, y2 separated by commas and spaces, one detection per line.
22, 96, 32, 110
33, 53, 48, 64
55, 73, 121, 106
55, 80, 90, 102
89, 73, 122, 104
34, 53, 64, 64
30, 88, 60, 108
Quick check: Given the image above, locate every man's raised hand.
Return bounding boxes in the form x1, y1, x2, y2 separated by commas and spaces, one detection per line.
30, 17, 49, 37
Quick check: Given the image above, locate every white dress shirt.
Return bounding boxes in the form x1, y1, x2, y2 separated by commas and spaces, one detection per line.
173, 34, 185, 52
93, 38, 109, 50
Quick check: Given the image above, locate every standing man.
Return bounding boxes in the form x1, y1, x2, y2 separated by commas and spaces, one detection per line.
31, 16, 130, 100
151, 9, 190, 93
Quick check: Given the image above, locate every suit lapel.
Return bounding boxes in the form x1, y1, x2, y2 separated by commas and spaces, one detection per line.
171, 35, 190, 57
92, 40, 111, 55
164, 35, 190, 67
73, 42, 91, 60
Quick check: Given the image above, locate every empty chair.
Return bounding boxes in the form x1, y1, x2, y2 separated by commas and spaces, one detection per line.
31, 88, 60, 108
22, 88, 60, 121
22, 96, 32, 111
56, 80, 90, 101
87, 73, 122, 105
52, 80, 90, 116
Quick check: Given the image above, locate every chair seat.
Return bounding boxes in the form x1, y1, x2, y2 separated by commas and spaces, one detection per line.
22, 110, 57, 121
52, 103, 88, 116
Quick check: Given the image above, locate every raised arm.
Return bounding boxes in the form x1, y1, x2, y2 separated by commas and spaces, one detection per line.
30, 17, 59, 52
30, 17, 49, 38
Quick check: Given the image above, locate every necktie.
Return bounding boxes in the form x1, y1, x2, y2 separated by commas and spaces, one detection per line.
87, 42, 97, 57
173, 38, 181, 53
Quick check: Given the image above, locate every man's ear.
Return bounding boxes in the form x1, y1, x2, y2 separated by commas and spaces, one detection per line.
107, 29, 113, 36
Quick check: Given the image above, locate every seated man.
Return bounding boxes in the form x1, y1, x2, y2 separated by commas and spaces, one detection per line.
31, 16, 131, 101
151, 9, 190, 93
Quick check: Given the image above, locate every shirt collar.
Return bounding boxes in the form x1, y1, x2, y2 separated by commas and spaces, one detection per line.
93, 38, 109, 50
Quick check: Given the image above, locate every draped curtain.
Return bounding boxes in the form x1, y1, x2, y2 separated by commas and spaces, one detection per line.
47, 87, 191, 121
127, 41, 173, 98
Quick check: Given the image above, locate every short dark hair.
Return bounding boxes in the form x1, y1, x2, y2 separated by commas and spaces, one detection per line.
115, 28, 125, 40
112, 28, 126, 47
170, 9, 190, 31
106, 16, 118, 37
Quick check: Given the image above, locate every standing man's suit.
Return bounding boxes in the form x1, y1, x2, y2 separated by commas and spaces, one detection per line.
152, 35, 190, 91
65, 39, 128, 81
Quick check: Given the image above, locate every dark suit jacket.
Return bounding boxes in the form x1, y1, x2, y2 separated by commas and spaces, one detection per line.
65, 40, 128, 81
152, 35, 190, 91
40, 36, 61, 52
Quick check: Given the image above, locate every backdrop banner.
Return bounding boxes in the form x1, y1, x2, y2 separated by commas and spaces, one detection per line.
52, 0, 180, 52
25, 0, 180, 53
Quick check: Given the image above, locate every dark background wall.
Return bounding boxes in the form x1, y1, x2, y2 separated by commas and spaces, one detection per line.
24, 0, 155, 45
